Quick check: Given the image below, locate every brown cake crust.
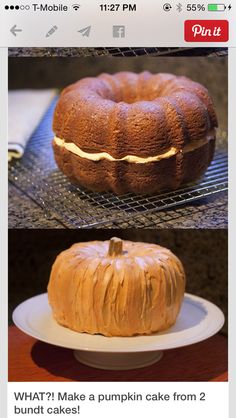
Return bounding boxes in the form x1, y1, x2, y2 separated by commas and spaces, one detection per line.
52, 71, 218, 194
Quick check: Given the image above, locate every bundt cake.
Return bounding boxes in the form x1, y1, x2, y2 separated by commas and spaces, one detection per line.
48, 237, 186, 337
52, 71, 217, 194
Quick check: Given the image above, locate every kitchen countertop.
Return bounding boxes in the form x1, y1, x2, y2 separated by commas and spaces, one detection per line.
9, 326, 227, 382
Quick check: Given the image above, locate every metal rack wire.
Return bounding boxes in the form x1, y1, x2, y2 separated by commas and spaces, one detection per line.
8, 99, 228, 228
8, 47, 228, 58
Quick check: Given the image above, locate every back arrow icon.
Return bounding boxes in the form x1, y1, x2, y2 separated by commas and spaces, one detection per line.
10, 25, 22, 36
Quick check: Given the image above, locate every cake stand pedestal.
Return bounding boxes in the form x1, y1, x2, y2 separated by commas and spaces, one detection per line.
73, 350, 163, 370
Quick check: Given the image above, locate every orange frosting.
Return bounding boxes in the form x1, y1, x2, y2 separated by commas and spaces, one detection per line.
48, 239, 186, 337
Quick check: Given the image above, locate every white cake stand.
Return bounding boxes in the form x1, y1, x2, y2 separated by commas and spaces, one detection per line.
13, 293, 224, 370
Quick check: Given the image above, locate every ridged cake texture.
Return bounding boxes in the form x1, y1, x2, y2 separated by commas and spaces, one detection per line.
48, 239, 186, 337
53, 71, 217, 194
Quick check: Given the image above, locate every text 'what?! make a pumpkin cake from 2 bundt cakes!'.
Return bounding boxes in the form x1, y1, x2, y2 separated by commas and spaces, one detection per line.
47, 238, 186, 337
52, 71, 218, 194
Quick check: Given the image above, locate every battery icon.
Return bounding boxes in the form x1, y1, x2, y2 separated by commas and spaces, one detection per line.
208, 4, 226, 11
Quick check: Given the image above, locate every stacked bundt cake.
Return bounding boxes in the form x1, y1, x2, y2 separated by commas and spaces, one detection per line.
52, 71, 218, 194
48, 238, 186, 337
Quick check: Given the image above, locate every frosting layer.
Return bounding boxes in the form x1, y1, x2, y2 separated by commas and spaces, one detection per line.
54, 134, 214, 164
48, 240, 186, 337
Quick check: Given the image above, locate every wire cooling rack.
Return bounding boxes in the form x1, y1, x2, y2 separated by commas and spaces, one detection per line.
8, 47, 228, 58
8, 99, 228, 228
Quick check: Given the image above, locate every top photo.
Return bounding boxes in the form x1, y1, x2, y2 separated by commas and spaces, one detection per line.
8, 49, 228, 229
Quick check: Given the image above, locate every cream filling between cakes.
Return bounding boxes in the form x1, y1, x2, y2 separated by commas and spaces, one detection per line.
54, 134, 214, 164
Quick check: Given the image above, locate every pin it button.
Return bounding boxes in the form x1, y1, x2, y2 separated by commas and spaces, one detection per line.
184, 20, 229, 42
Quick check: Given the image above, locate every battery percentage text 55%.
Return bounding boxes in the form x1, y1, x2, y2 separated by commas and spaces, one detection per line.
186, 4, 206, 11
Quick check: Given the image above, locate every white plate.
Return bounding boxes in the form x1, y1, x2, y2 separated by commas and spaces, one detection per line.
12, 293, 225, 370
13, 292, 224, 352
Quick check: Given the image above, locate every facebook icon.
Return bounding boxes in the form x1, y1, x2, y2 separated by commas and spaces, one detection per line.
113, 25, 125, 38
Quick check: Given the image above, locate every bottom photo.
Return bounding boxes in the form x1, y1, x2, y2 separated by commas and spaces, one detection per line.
9, 229, 227, 382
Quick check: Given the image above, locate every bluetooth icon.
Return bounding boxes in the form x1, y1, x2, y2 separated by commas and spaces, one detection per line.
176, 3, 183, 12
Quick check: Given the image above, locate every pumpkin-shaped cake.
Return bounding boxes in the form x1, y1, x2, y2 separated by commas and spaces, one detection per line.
48, 238, 186, 337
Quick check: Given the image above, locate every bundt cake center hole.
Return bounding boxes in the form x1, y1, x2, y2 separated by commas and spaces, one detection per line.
111, 92, 160, 104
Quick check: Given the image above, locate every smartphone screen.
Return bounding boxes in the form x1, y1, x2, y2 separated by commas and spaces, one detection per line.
1, 1, 235, 417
